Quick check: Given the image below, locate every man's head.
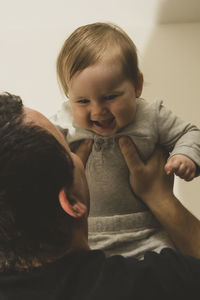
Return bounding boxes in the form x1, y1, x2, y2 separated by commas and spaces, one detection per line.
0, 93, 89, 271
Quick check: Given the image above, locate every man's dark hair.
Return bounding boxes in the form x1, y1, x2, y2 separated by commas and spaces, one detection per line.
0, 93, 74, 271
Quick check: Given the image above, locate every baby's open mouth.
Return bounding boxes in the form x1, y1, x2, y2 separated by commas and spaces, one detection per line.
92, 117, 115, 128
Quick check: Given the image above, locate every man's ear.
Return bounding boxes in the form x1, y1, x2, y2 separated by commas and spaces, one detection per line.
59, 188, 87, 218
135, 72, 143, 98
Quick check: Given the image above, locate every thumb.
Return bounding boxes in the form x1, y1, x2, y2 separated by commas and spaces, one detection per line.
118, 136, 144, 174
75, 139, 93, 167
164, 159, 173, 175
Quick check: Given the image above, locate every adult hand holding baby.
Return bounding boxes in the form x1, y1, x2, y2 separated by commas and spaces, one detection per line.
119, 136, 200, 257
76, 135, 175, 208
118, 136, 174, 206
74, 139, 93, 167
73, 135, 200, 257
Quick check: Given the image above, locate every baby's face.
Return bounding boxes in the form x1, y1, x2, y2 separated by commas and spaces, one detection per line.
68, 54, 142, 136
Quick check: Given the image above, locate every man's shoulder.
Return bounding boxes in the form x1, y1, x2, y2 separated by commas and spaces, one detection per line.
0, 249, 199, 300
103, 248, 200, 299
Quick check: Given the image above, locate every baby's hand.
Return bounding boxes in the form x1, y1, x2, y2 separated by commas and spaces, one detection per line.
164, 154, 196, 181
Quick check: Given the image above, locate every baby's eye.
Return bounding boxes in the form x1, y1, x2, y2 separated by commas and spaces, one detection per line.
104, 95, 117, 101
77, 99, 90, 104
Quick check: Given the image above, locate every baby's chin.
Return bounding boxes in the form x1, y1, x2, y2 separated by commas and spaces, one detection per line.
91, 119, 135, 137
90, 119, 118, 137
77, 119, 133, 137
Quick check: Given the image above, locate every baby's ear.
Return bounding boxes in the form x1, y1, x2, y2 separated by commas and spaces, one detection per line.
135, 73, 143, 98
59, 188, 87, 218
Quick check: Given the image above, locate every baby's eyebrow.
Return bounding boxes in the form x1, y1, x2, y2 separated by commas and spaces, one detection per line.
71, 97, 88, 101
69, 94, 86, 100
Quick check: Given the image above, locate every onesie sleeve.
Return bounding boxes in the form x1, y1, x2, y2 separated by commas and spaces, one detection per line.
155, 101, 200, 172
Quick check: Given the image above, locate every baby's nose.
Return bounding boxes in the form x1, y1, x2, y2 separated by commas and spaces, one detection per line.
91, 102, 108, 117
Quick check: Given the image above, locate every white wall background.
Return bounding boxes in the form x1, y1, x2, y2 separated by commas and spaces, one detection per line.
0, 0, 200, 217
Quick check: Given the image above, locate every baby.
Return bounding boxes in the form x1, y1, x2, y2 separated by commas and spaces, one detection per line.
51, 22, 200, 259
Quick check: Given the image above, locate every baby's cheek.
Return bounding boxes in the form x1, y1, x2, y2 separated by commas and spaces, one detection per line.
72, 109, 87, 124
118, 110, 136, 128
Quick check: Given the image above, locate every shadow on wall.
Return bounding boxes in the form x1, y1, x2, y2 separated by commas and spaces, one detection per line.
156, 0, 200, 24
140, 0, 200, 218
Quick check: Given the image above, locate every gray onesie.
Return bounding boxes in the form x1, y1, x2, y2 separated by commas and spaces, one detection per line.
51, 98, 200, 259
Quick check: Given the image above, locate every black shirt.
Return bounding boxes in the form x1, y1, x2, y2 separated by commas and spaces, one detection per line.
0, 248, 199, 300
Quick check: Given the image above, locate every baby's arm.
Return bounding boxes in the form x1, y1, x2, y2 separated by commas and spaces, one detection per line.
156, 101, 200, 179
164, 154, 196, 181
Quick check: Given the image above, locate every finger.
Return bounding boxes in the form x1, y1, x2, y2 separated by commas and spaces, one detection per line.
75, 139, 93, 167
184, 170, 196, 182
180, 167, 189, 179
178, 163, 187, 173
175, 164, 187, 177
150, 146, 168, 164
165, 159, 181, 175
145, 146, 167, 174
118, 136, 143, 173
164, 162, 173, 175
175, 167, 189, 179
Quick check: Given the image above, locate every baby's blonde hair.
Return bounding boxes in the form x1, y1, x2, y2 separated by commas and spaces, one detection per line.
57, 22, 141, 97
